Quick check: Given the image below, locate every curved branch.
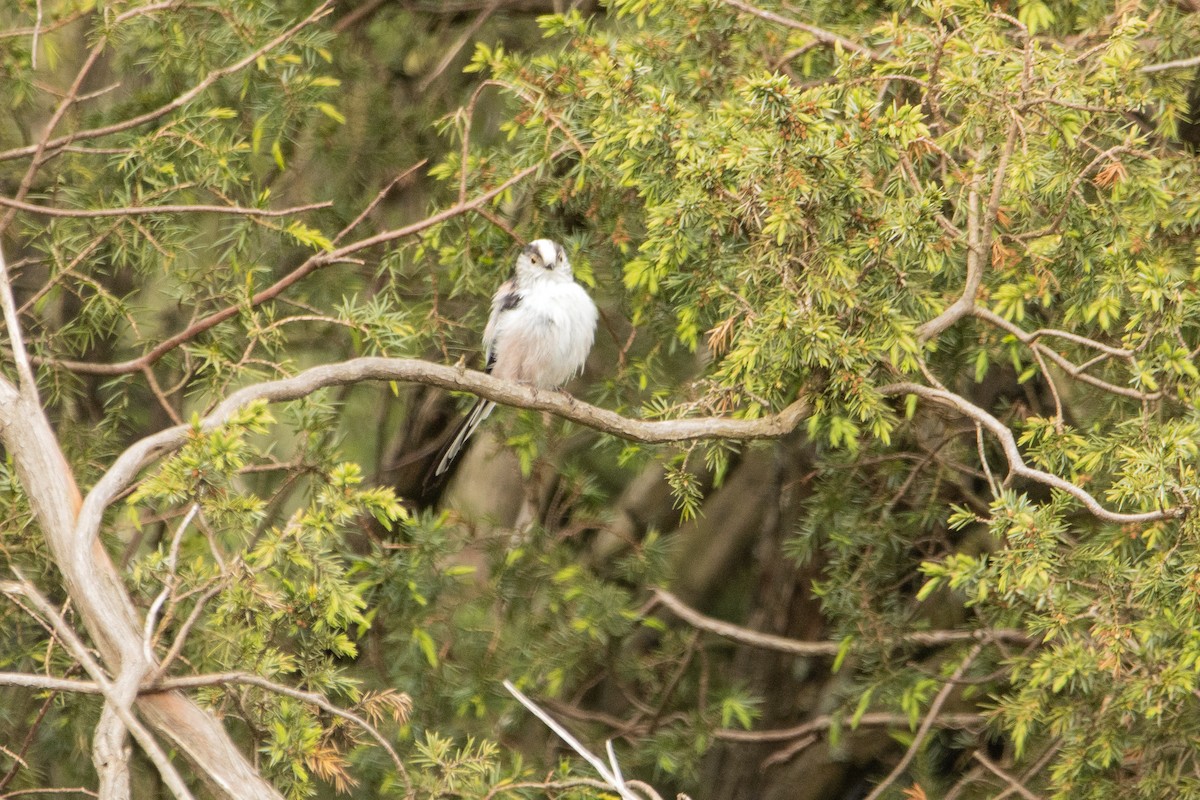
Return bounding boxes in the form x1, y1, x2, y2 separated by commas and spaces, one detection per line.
971, 307, 1160, 401
651, 589, 1032, 655
877, 382, 1180, 523
83, 353, 1172, 551
79, 356, 810, 537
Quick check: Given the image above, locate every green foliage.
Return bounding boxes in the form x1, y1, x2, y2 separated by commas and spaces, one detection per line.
438, 1, 1200, 797
7, 0, 1200, 799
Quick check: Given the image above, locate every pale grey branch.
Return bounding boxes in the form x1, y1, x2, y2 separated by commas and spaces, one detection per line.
652, 589, 1033, 655
0, 575, 195, 800
877, 382, 1180, 523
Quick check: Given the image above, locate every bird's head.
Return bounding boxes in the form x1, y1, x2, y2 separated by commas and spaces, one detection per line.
516, 239, 571, 282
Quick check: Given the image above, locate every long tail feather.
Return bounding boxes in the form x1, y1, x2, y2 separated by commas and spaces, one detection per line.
432, 399, 495, 478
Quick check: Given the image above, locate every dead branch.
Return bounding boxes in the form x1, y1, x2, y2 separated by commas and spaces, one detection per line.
863, 643, 984, 800
878, 381, 1179, 522
651, 589, 1033, 655
721, 0, 881, 60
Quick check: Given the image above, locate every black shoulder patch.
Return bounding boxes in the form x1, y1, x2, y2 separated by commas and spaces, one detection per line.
500, 291, 521, 312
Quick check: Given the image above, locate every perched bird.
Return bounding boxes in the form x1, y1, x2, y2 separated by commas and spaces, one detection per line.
431, 239, 598, 479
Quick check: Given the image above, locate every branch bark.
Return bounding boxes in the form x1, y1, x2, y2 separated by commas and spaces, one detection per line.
0, 251, 285, 797
651, 589, 1033, 655
877, 381, 1180, 523
721, 0, 881, 60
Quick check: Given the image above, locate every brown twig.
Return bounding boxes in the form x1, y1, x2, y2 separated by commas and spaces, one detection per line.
973, 751, 1045, 800
0, 196, 333, 218
48, 151, 564, 377
652, 588, 1032, 655
862, 643, 984, 800
879, 381, 1179, 522
971, 307, 1160, 402
721, 0, 881, 60
715, 710, 985, 743
149, 671, 411, 794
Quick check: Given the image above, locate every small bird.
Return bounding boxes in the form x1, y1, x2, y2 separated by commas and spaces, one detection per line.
431, 239, 598, 479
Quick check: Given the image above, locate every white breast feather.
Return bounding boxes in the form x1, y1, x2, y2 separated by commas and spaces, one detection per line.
489, 279, 596, 388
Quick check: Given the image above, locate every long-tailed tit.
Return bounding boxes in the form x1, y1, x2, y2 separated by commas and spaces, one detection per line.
431, 239, 598, 478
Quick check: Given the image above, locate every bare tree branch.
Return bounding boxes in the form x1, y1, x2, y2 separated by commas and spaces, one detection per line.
651, 589, 1032, 655
79, 357, 810, 533
504, 680, 674, 800
863, 643, 984, 800
0, 575, 195, 800
1141, 52, 1200, 73
150, 672, 410, 793
971, 307, 1160, 401
877, 381, 1180, 523
0, 196, 333, 219
80, 358, 1174, 549
973, 751, 1045, 800
0, 243, 35, 395
721, 0, 881, 60
0, 671, 101, 694
715, 710, 986, 743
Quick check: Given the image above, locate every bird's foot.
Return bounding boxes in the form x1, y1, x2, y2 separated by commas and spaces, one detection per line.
555, 388, 578, 407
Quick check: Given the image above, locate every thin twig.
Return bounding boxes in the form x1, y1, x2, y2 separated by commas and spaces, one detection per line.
973, 751, 1044, 800
0, 788, 98, 799
332, 160, 428, 245
31, 0, 43, 68
972, 307, 1159, 402
151, 671, 411, 795
721, 0, 881, 60
652, 588, 1031, 655
503, 680, 647, 800
976, 423, 999, 497
1141, 53, 1200, 73
143, 504, 200, 664
715, 710, 985, 743
416, 0, 500, 92
863, 643, 984, 800
149, 582, 225, 680
0, 196, 333, 218
880, 381, 1179, 523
